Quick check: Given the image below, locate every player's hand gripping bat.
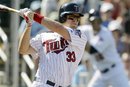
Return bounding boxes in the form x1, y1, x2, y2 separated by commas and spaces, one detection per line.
0, 4, 20, 13
0, 4, 34, 24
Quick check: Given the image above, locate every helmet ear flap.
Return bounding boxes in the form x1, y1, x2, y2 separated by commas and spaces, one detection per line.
59, 14, 67, 23
59, 5, 66, 23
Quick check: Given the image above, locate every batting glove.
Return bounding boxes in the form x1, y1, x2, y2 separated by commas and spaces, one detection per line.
19, 8, 29, 17
19, 8, 33, 27
19, 8, 44, 24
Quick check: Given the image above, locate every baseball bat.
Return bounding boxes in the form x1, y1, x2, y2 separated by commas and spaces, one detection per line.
0, 4, 19, 13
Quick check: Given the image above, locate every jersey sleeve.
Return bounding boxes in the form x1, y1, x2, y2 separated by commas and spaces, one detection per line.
67, 28, 87, 47
90, 33, 110, 53
30, 34, 42, 52
78, 25, 93, 41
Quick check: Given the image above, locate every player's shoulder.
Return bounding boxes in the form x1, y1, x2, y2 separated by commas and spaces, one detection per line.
78, 24, 93, 32
101, 26, 113, 38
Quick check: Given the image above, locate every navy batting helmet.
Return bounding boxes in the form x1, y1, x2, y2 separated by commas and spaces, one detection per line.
88, 9, 101, 22
59, 3, 84, 23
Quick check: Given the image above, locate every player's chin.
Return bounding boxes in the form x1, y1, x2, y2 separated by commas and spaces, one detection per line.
70, 25, 78, 29
71, 23, 78, 28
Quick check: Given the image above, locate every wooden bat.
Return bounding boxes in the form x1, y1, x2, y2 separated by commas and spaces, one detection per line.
0, 4, 19, 13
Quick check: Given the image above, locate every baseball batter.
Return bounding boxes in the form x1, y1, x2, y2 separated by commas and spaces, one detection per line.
19, 3, 88, 87
79, 9, 129, 87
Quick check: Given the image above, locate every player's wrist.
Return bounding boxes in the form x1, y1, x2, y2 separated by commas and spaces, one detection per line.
23, 14, 32, 28
33, 13, 44, 24
25, 22, 32, 29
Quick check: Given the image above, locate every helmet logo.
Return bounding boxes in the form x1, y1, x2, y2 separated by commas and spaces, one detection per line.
74, 5, 78, 12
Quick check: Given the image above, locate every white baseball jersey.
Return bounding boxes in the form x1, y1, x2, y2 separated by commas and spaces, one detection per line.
89, 27, 122, 70
79, 25, 122, 70
79, 25, 129, 87
30, 27, 87, 86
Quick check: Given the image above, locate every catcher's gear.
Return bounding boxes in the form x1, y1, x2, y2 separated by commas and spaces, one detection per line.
59, 3, 83, 23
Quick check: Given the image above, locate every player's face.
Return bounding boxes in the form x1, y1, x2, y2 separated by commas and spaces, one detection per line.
66, 14, 80, 29
101, 10, 113, 21
91, 19, 101, 31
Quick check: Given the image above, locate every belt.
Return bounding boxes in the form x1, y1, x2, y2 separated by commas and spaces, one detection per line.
101, 64, 116, 74
34, 77, 62, 87
46, 80, 62, 87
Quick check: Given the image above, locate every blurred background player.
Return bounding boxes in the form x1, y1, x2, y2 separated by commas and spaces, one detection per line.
79, 8, 129, 87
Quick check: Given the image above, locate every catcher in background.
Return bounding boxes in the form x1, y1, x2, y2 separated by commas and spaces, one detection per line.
19, 3, 89, 87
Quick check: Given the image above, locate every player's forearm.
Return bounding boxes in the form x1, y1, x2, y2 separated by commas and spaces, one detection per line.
19, 25, 31, 54
41, 17, 65, 33
41, 17, 70, 40
33, 13, 70, 40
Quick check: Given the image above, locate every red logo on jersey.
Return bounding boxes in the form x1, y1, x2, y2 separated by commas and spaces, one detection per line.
43, 37, 69, 54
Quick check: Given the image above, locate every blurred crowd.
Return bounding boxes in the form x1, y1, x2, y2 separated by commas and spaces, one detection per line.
0, 0, 130, 87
